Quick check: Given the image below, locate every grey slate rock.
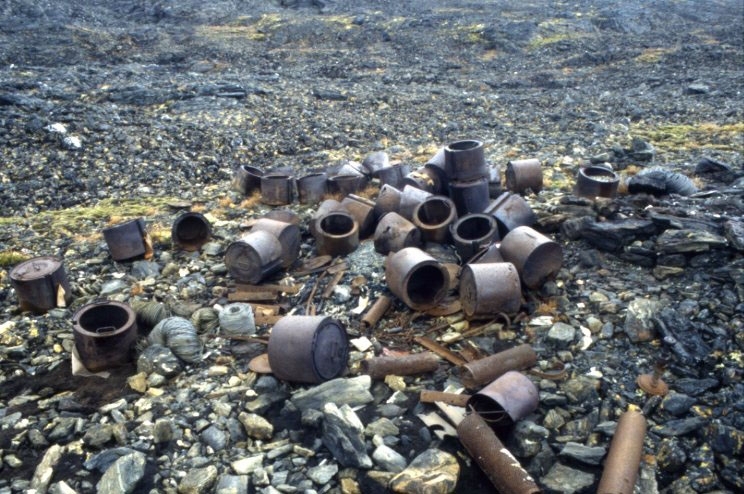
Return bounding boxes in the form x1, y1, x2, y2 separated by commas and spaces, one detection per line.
96, 451, 146, 494
558, 442, 607, 465
291, 376, 374, 411
178, 465, 218, 494
137, 344, 183, 378
321, 402, 373, 469
215, 475, 249, 494
372, 444, 407, 473
541, 462, 595, 494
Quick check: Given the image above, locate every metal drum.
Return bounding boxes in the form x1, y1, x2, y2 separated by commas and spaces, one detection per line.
224, 230, 283, 284
103, 218, 149, 261
171, 212, 212, 251
73, 301, 138, 372
466, 371, 539, 431
10, 256, 72, 313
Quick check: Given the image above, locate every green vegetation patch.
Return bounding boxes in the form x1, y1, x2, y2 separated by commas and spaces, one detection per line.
634, 122, 744, 151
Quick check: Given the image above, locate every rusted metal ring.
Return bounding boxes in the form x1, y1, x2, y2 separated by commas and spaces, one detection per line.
444, 140, 488, 181
448, 177, 490, 216
505, 159, 543, 194
374, 184, 403, 219
574, 166, 620, 199
10, 256, 73, 314
297, 172, 328, 205
261, 173, 294, 205
402, 167, 442, 194
171, 212, 212, 252
467, 371, 539, 431
424, 146, 449, 193
224, 230, 284, 283
102, 218, 148, 261
451, 214, 500, 261
374, 212, 422, 255
314, 211, 360, 256
412, 195, 458, 244
376, 163, 411, 189
73, 300, 138, 372
327, 174, 367, 196
399, 185, 432, 220
341, 195, 377, 239
499, 226, 562, 290
385, 247, 450, 311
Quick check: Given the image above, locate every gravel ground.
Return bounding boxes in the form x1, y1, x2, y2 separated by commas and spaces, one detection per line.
1, 1, 743, 493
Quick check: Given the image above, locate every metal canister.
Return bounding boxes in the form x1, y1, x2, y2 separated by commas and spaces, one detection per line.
402, 168, 442, 194
499, 226, 562, 289
297, 172, 328, 205
314, 211, 360, 257
261, 174, 294, 205
450, 214, 500, 262
460, 344, 537, 390
505, 159, 543, 194
449, 177, 490, 216
267, 315, 349, 383
466, 371, 539, 431
10, 256, 73, 313
374, 184, 403, 219
459, 262, 522, 318
251, 217, 301, 269
232, 165, 264, 195
327, 174, 367, 196
310, 199, 346, 237
341, 194, 377, 239
423, 146, 449, 193
412, 195, 458, 244
224, 230, 283, 284
597, 411, 647, 494
362, 151, 389, 176
171, 212, 212, 252
376, 163, 411, 189
574, 166, 620, 199
484, 192, 537, 238
399, 185, 432, 220
374, 212, 422, 255
73, 301, 138, 372
444, 140, 488, 181
103, 218, 149, 261
385, 247, 450, 311
469, 243, 504, 264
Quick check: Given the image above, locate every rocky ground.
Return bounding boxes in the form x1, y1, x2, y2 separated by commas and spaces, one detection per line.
1, 0, 743, 493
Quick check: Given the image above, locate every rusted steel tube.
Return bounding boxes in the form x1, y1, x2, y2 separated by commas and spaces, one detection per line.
10, 256, 73, 314
424, 146, 449, 193
314, 211, 360, 256
449, 177, 490, 216
341, 195, 377, 239
399, 185, 432, 220
499, 226, 562, 289
328, 174, 367, 196
469, 243, 504, 264
420, 390, 471, 407
412, 195, 458, 244
374, 184, 403, 219
224, 230, 283, 284
73, 301, 138, 372
444, 140, 488, 181
267, 315, 349, 383
597, 410, 647, 494
574, 166, 620, 199
297, 172, 328, 205
261, 173, 294, 205
385, 247, 450, 311
402, 167, 442, 194
232, 164, 264, 195
467, 371, 539, 430
362, 151, 389, 176
460, 344, 537, 389
171, 212, 212, 252
376, 163, 410, 189
103, 218, 149, 261
361, 352, 440, 379
360, 295, 392, 331
484, 192, 537, 238
310, 199, 346, 237
458, 412, 541, 494
374, 212, 422, 255
459, 262, 522, 319
451, 214, 500, 262
251, 218, 301, 268
264, 209, 301, 226
505, 159, 543, 194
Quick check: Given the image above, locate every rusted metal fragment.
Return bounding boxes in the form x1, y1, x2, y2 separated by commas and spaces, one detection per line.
362, 352, 440, 379
460, 344, 537, 389
420, 390, 470, 407
360, 295, 392, 331
414, 336, 467, 366
597, 410, 647, 494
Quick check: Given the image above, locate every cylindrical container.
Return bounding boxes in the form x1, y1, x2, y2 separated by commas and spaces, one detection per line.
267, 315, 349, 383
224, 230, 283, 284
232, 165, 264, 195
467, 371, 539, 430
328, 174, 367, 196
361, 352, 440, 379
297, 172, 328, 205
360, 295, 392, 331
314, 211, 360, 256
449, 177, 490, 216
459, 263, 522, 318
72, 301, 138, 372
171, 212, 212, 251
399, 185, 432, 220
311, 199, 346, 237
451, 214, 500, 262
460, 344, 537, 389
385, 247, 450, 311
499, 226, 563, 289
444, 140, 488, 181
251, 218, 301, 268
458, 413, 541, 494
362, 151, 389, 176
597, 411, 647, 494
574, 166, 620, 199
484, 192, 537, 239
10, 256, 73, 313
424, 147, 449, 193
505, 159, 542, 194
469, 243, 504, 264
341, 195, 377, 239
402, 168, 442, 194
261, 174, 294, 205
335, 160, 367, 178
374, 184, 403, 219
374, 212, 422, 255
412, 196, 458, 244
103, 218, 148, 261
264, 209, 301, 226
376, 163, 411, 189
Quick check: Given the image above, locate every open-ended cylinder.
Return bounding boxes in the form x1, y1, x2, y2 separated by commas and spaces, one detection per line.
467, 371, 539, 431
362, 352, 440, 380
385, 247, 450, 311
412, 195, 458, 244
499, 226, 562, 290
73, 301, 138, 372
171, 212, 212, 252
459, 262, 522, 319
460, 344, 537, 389
374, 212, 422, 255
314, 211, 360, 257
10, 256, 73, 314
444, 140, 488, 182
261, 174, 294, 205
484, 192, 538, 238
597, 410, 647, 494
297, 172, 328, 205
451, 214, 500, 262
505, 159, 543, 194
251, 217, 301, 268
341, 195, 377, 239
232, 165, 264, 195
103, 218, 149, 261
224, 230, 283, 284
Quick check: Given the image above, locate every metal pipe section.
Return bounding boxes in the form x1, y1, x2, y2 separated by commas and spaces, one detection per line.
360, 295, 392, 331
468, 243, 504, 264
10, 256, 73, 314
412, 195, 458, 244
459, 262, 522, 319
73, 301, 138, 372
251, 217, 301, 268
505, 159, 543, 194
328, 174, 367, 196
374, 212, 422, 255
484, 192, 537, 238
232, 164, 264, 195
260, 173, 294, 205
451, 214, 500, 262
385, 247, 450, 311
361, 352, 440, 379
402, 168, 442, 194
466, 371, 539, 431
102, 218, 149, 261
399, 185, 432, 220
460, 344, 537, 389
499, 226, 563, 289
374, 184, 403, 219
314, 211, 360, 256
376, 163, 410, 189
574, 166, 620, 199
171, 212, 212, 252
341, 194, 377, 238
458, 412, 541, 494
424, 147, 449, 193
597, 410, 647, 494
448, 177, 490, 216
297, 172, 328, 205
311, 199, 346, 237
444, 140, 488, 182
224, 230, 284, 284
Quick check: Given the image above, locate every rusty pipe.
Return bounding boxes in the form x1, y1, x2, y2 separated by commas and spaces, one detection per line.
341, 194, 377, 239
402, 167, 442, 194
444, 139, 488, 181
10, 256, 73, 314
360, 295, 392, 331
314, 211, 360, 256
232, 164, 264, 195
412, 195, 458, 244
361, 352, 440, 380
171, 212, 212, 252
224, 230, 283, 284
451, 214, 500, 262
261, 173, 294, 205
468, 243, 504, 264
376, 163, 411, 189
460, 344, 537, 389
449, 177, 490, 216
251, 217, 301, 268
597, 410, 647, 494
297, 172, 328, 205
505, 159, 542, 194
499, 226, 562, 290
374, 184, 403, 219
327, 174, 367, 196
484, 192, 537, 238
399, 185, 432, 221
459, 262, 522, 319
374, 212, 422, 255
424, 146, 449, 193
362, 151, 389, 176
458, 412, 541, 494
310, 199, 346, 237
467, 371, 539, 431
385, 247, 450, 311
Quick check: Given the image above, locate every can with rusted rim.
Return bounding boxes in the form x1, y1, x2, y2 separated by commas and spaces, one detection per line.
374, 212, 422, 255
385, 247, 450, 311
314, 211, 360, 256
73, 300, 138, 372
251, 217, 301, 269
171, 212, 212, 252
412, 195, 458, 244
444, 140, 488, 181
459, 262, 522, 318
505, 158, 543, 194
574, 165, 620, 199
484, 192, 537, 238
10, 256, 73, 313
261, 174, 294, 205
103, 218, 149, 261
450, 214, 500, 262
224, 230, 283, 284
297, 172, 328, 205
232, 164, 264, 195
449, 177, 490, 216
466, 371, 539, 431
499, 226, 562, 289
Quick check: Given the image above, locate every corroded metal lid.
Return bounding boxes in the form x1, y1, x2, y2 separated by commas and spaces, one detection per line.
10, 256, 62, 281
312, 319, 349, 380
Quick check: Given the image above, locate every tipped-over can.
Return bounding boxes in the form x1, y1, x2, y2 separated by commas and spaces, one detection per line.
597, 410, 647, 494
466, 371, 539, 431
499, 226, 562, 289
171, 212, 212, 252
385, 247, 450, 311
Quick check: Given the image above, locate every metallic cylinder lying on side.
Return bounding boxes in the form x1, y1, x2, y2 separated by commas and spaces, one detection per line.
467, 371, 539, 431
450, 214, 500, 262
376, 163, 411, 189
374, 212, 422, 255
459, 262, 522, 318
484, 192, 537, 238
251, 217, 301, 269
460, 344, 537, 389
361, 352, 440, 379
360, 295, 392, 331
171, 212, 212, 252
399, 185, 432, 221
402, 167, 442, 194
374, 184, 403, 219
341, 194, 377, 239
499, 226, 562, 290
224, 230, 283, 284
232, 165, 264, 195
597, 410, 647, 494
385, 247, 450, 311
10, 256, 73, 313
297, 172, 328, 205
505, 159, 542, 194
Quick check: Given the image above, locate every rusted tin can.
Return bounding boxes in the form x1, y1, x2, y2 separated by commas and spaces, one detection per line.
171, 212, 212, 252
310, 199, 346, 237
444, 139, 488, 181
251, 218, 301, 268
362, 352, 440, 379
10, 256, 73, 313
297, 172, 328, 205
335, 160, 367, 178
597, 411, 647, 494
460, 344, 537, 389
505, 159, 543, 194
232, 164, 264, 195
459, 262, 522, 319
450, 214, 500, 262
341, 194, 377, 238
261, 173, 294, 205
402, 167, 442, 194
399, 185, 432, 220
374, 184, 403, 219
574, 166, 620, 199
458, 412, 541, 494
467, 371, 539, 430
362, 151, 389, 176
267, 315, 349, 383
469, 243, 504, 264
499, 226, 562, 289
264, 209, 301, 226
103, 218, 149, 261
73, 300, 138, 372
412, 195, 458, 244
424, 147, 449, 193
449, 177, 490, 216
385, 247, 450, 311
374, 212, 422, 255
314, 211, 360, 256
224, 230, 283, 284
328, 174, 367, 196
484, 192, 537, 238
376, 163, 411, 189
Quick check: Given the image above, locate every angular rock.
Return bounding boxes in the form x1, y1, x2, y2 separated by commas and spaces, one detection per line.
581, 219, 656, 252
321, 402, 373, 469
653, 417, 707, 437
201, 425, 228, 451
137, 344, 183, 378
660, 393, 696, 417
238, 412, 273, 440
365, 417, 400, 438
656, 229, 727, 254
306, 462, 339, 485
231, 455, 265, 475
83, 424, 113, 449
541, 462, 595, 494
389, 449, 459, 494
30, 444, 64, 493
506, 421, 549, 458
178, 465, 218, 494
546, 322, 576, 349
291, 375, 374, 411
558, 442, 606, 465
215, 475, 249, 494
624, 298, 660, 342
96, 451, 146, 494
724, 219, 744, 252
372, 444, 407, 473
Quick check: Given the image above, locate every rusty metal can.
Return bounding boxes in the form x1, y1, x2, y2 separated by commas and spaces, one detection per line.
467, 371, 539, 430
327, 174, 367, 196
103, 218, 149, 261
449, 177, 490, 216
499, 226, 562, 289
424, 146, 449, 193
10, 256, 73, 314
251, 217, 301, 269
459, 262, 522, 318
314, 211, 360, 256
267, 315, 349, 383
341, 194, 377, 239
171, 212, 212, 252
73, 300, 138, 372
362, 151, 389, 176
399, 185, 432, 220
224, 230, 283, 284
402, 167, 442, 194
232, 164, 264, 195
374, 212, 422, 255
505, 159, 543, 194
574, 165, 620, 199
385, 247, 450, 311
597, 410, 647, 494
444, 139, 488, 181
460, 344, 537, 389
484, 192, 537, 238
376, 163, 411, 189
412, 195, 458, 244
297, 172, 328, 205
261, 173, 294, 205
374, 184, 403, 219
450, 214, 500, 262
311, 199, 346, 237
469, 243, 504, 264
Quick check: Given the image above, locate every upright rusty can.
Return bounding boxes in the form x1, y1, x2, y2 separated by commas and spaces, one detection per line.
327, 174, 367, 196
459, 262, 522, 318
450, 214, 500, 262
505, 159, 543, 194
232, 165, 264, 195
402, 168, 442, 194
251, 217, 301, 269
444, 140, 488, 181
10, 256, 73, 313
484, 192, 537, 238
224, 230, 283, 284
171, 212, 212, 252
297, 172, 328, 205
399, 185, 432, 220
499, 226, 562, 289
314, 211, 360, 256
261, 174, 294, 205
374, 184, 403, 219
376, 163, 411, 189
449, 177, 490, 216
73, 300, 138, 372
467, 371, 539, 430
423, 146, 449, 193
412, 195, 458, 244
574, 166, 620, 199
385, 247, 450, 311
597, 410, 647, 494
103, 218, 149, 261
